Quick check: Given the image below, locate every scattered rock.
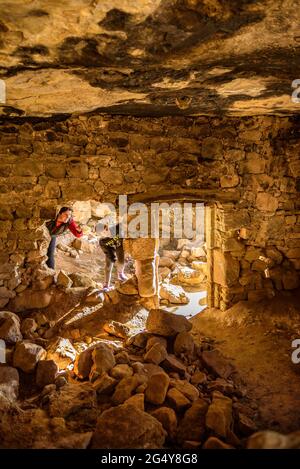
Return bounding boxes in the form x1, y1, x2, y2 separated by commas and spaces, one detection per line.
146, 335, 168, 352
69, 273, 96, 288
191, 371, 207, 385
103, 321, 130, 339
0, 366, 19, 401
73, 347, 93, 379
158, 267, 171, 281
110, 364, 133, 380
130, 332, 149, 348
36, 360, 58, 388
116, 277, 139, 295
247, 430, 300, 449
48, 382, 97, 418
190, 247, 206, 259
115, 350, 130, 364
238, 413, 258, 436
20, 318, 37, 339
92, 373, 117, 396
177, 398, 208, 444
13, 341, 46, 373
175, 266, 205, 286
191, 260, 207, 273
169, 379, 199, 402
55, 376, 68, 389
206, 391, 233, 438
161, 354, 187, 376
202, 436, 234, 449
123, 393, 145, 411
162, 250, 181, 261
160, 284, 189, 304
207, 378, 235, 395
0, 311, 22, 344
89, 344, 116, 381
47, 338, 77, 369
202, 350, 235, 379
159, 257, 174, 268
111, 375, 143, 405
167, 387, 191, 412
174, 331, 195, 356
12, 290, 53, 312
56, 270, 73, 288
145, 372, 170, 405
151, 407, 177, 441
144, 343, 168, 365
91, 404, 166, 449
146, 309, 192, 337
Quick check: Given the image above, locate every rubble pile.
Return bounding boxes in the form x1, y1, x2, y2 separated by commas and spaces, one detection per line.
1, 307, 299, 449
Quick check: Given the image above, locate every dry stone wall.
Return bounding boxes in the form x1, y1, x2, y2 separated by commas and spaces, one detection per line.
0, 114, 299, 310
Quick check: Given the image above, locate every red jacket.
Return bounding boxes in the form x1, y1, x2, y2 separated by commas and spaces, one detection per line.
58, 219, 83, 238
47, 218, 83, 238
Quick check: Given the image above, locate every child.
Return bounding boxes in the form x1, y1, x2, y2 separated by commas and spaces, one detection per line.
97, 218, 127, 291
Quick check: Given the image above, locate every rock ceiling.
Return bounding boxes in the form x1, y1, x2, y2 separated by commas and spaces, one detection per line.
0, 0, 300, 117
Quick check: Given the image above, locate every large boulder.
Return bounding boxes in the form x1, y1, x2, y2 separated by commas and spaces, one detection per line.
159, 284, 189, 304
91, 404, 166, 449
146, 309, 192, 337
0, 311, 22, 344
0, 366, 19, 401
13, 341, 46, 373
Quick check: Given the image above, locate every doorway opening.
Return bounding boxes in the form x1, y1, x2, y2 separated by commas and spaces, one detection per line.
156, 202, 212, 318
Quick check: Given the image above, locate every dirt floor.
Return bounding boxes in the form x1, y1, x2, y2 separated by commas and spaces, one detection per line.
54, 247, 300, 434
191, 292, 300, 434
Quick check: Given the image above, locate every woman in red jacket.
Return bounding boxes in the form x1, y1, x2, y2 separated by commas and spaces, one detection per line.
45, 206, 83, 269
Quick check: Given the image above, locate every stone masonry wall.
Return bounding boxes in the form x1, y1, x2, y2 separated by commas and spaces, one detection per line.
0, 113, 299, 311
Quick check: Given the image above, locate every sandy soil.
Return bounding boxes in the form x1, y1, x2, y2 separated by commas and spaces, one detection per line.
191, 292, 300, 433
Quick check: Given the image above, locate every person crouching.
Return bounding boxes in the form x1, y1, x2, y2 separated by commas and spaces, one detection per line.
45, 206, 83, 269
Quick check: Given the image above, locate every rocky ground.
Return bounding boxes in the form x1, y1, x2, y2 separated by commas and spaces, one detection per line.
1, 282, 300, 449
1, 233, 300, 449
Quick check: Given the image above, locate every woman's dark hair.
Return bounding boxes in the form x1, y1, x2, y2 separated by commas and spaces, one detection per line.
58, 206, 73, 215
